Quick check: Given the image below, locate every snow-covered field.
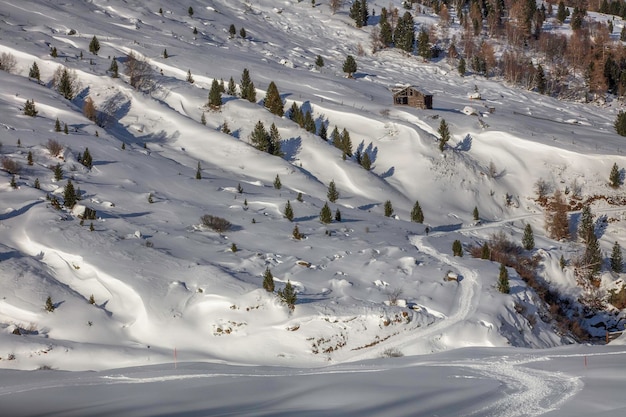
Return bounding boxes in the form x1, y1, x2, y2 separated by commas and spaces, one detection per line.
1, 0, 626, 415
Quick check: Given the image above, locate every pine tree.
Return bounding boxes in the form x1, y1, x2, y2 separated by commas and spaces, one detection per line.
452, 240, 463, 256
292, 224, 303, 240
240, 68, 256, 102
109, 57, 119, 78
221, 121, 231, 134
411, 200, 424, 223
481, 242, 490, 259
583, 233, 603, 278
438, 119, 450, 151
163, 49, 168, 58
237, 183, 243, 194
54, 118, 61, 132
45, 296, 55, 312
54, 163, 63, 181
394, 12, 415, 53
250, 121, 270, 152
23, 99, 37, 117
10, 175, 17, 189
556, 1, 567, 23
227, 76, 237, 95
231, 243, 238, 252
284, 200, 294, 221
384, 200, 394, 217
327, 180, 339, 202
379, 9, 393, 47
195, 161, 202, 179
64, 123, 69, 134
536, 64, 547, 94
340, 128, 353, 157
186, 69, 194, 83
188, 6, 194, 17
614, 112, 626, 136
361, 152, 371, 170
273, 174, 282, 190
63, 179, 77, 208
229, 24, 236, 38
50, 47, 58, 58
57, 68, 75, 100
29, 62, 40, 81
350, 0, 364, 27
296, 192, 303, 202
560, 254, 567, 269
89, 36, 100, 55
262, 267, 275, 292
81, 147, 93, 168
278, 281, 297, 310
343, 55, 357, 78
318, 122, 328, 141
315, 55, 324, 68
240, 27, 246, 38
264, 81, 284, 116
335, 208, 342, 222
27, 151, 33, 166
497, 264, 510, 294
268, 123, 283, 156
611, 241, 623, 273
320, 202, 332, 224
417, 28, 430, 60
458, 57, 466, 76
578, 205, 594, 243
200, 112, 206, 125
89, 294, 96, 305
193, 27, 198, 35
304, 111, 316, 133
208, 79, 222, 109
522, 223, 535, 250
609, 162, 621, 188
473, 206, 480, 221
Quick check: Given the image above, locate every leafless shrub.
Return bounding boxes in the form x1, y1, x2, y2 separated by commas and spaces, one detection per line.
329, 0, 343, 14
124, 52, 154, 91
83, 97, 97, 122
45, 139, 63, 157
386, 287, 404, 306
201, 214, 232, 232
356, 43, 365, 57
535, 178, 551, 201
1, 157, 21, 174
0, 52, 17, 73
381, 347, 404, 358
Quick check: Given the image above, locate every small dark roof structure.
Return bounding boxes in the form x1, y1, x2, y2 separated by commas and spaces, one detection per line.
391, 85, 433, 109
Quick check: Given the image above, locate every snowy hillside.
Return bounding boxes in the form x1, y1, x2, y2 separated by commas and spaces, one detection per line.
2, 0, 626, 415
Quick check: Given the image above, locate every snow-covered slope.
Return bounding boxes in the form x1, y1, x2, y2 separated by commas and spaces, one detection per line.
1, 0, 626, 384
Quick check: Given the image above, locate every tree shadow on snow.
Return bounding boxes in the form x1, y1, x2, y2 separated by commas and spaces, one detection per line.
455, 134, 472, 152
281, 136, 302, 162
380, 166, 394, 179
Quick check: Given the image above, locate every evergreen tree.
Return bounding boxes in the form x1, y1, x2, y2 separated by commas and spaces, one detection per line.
583, 233, 603, 278
560, 254, 567, 269
54, 163, 63, 181
278, 281, 297, 310
304, 111, 316, 133
458, 57, 466, 76
250, 121, 270, 152
208, 79, 222, 109
522, 223, 535, 250
545, 189, 570, 240
23, 99, 37, 117
188, 6, 194, 17
438, 119, 450, 151
411, 200, 424, 223
350, 0, 364, 27
473, 206, 480, 221
611, 241, 623, 273
536, 64, 547, 94
50, 47, 58, 58
379, 8, 393, 47
273, 174, 282, 189
394, 12, 415, 53
268, 123, 283, 156
610, 162, 621, 188
163, 49, 168, 58
335, 208, 342, 222
221, 121, 231, 134
193, 26, 198, 35
578, 205, 594, 243
361, 152, 371, 170
296, 192, 303, 202
240, 27, 246, 38
284, 200, 294, 221
29, 62, 40, 81
63, 179, 77, 208
264, 81, 284, 116
452, 240, 463, 256
227, 76, 237, 96
81, 147, 93, 168
417, 28, 430, 60
615, 111, 626, 136
64, 123, 69, 134
343, 55, 357, 78
240, 68, 256, 102
27, 151, 33, 166
200, 112, 206, 125
45, 296, 55, 312
481, 242, 490, 259
327, 180, 339, 202
10, 175, 17, 189
384, 200, 394, 217
109, 57, 119, 78
195, 162, 202, 179
497, 264, 510, 294
186, 69, 194, 83
318, 122, 328, 141
34, 177, 40, 189
263, 267, 275, 292
320, 202, 332, 224
89, 36, 100, 55
58, 68, 75, 100
229, 24, 236, 38
292, 224, 303, 240
340, 128, 353, 157
556, 1, 567, 23
315, 55, 325, 68
54, 118, 61, 132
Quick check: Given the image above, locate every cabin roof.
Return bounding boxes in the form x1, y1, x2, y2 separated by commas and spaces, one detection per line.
391, 85, 432, 96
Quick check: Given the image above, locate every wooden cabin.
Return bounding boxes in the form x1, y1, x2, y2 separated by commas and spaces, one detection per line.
391, 86, 433, 109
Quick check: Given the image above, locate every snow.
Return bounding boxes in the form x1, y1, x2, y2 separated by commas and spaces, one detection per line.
1, 0, 626, 415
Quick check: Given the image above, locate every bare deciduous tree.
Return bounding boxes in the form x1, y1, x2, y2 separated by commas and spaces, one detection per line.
0, 52, 17, 73
124, 52, 154, 91
329, 0, 342, 14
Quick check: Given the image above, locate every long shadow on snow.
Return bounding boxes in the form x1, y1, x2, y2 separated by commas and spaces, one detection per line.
0, 201, 43, 221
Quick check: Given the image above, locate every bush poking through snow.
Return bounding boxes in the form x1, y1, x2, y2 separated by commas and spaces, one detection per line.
278, 281, 297, 310
45, 296, 55, 312
46, 139, 64, 157
262, 267, 274, 292
1, 157, 21, 175
381, 347, 404, 358
201, 214, 232, 232
386, 287, 404, 306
